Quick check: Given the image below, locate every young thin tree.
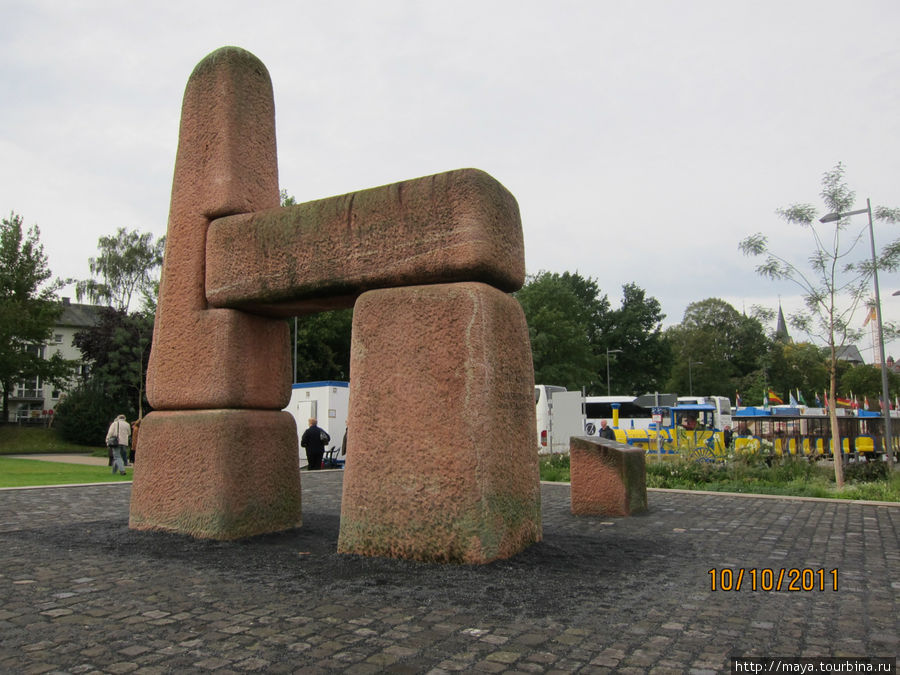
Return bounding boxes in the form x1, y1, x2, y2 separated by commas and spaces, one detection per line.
75, 227, 164, 417
75, 227, 165, 312
739, 163, 900, 486
0, 212, 76, 422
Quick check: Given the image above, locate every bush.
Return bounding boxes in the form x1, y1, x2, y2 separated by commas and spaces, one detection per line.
54, 384, 127, 447
0, 426, 95, 454
646, 458, 729, 488
844, 459, 889, 483
539, 452, 570, 482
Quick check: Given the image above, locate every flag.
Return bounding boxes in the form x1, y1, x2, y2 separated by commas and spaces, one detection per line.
815, 391, 822, 407
735, 391, 742, 407
864, 395, 870, 410
851, 395, 859, 410
763, 392, 769, 410
894, 395, 899, 411
823, 391, 829, 409
768, 389, 784, 405
797, 389, 807, 405
836, 396, 852, 408
789, 391, 798, 407
863, 306, 877, 327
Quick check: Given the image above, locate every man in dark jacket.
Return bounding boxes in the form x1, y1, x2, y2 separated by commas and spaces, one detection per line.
598, 419, 615, 440
300, 418, 330, 470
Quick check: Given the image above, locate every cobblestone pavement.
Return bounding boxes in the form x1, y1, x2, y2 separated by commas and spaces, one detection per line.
0, 473, 897, 674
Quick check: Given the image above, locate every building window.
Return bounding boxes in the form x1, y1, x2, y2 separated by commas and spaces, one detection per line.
15, 376, 41, 399
24, 344, 45, 358
54, 334, 63, 344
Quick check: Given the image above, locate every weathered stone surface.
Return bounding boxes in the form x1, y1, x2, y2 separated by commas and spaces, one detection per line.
129, 409, 302, 539
338, 282, 541, 563
204, 168, 524, 317
133, 45, 542, 561
146, 46, 289, 410
570, 436, 647, 517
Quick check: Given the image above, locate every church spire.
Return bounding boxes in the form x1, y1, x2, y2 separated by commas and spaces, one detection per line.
775, 303, 791, 343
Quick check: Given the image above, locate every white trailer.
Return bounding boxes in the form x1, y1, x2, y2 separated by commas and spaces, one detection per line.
534, 384, 586, 454
284, 381, 349, 464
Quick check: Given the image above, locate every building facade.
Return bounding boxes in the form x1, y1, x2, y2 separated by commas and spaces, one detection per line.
9, 298, 100, 423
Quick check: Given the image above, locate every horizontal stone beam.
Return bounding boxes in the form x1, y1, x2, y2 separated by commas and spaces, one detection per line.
205, 168, 524, 317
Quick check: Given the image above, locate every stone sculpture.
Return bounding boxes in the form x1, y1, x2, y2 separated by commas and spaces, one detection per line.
130, 46, 541, 563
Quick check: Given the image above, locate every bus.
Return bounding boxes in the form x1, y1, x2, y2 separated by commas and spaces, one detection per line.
584, 396, 653, 434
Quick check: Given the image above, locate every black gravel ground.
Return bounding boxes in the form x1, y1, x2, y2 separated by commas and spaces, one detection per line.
0, 471, 897, 673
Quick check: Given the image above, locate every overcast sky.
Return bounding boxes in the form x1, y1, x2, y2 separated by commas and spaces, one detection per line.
3, 1, 900, 360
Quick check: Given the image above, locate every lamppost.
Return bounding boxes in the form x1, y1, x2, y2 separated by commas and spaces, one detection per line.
605, 348, 622, 396
820, 199, 894, 468
688, 360, 702, 396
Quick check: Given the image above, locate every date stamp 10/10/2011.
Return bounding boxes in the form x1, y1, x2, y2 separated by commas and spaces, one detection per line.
708, 568, 839, 592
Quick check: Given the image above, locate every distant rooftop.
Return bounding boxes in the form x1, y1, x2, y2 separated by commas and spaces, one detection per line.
836, 344, 864, 365
58, 298, 104, 328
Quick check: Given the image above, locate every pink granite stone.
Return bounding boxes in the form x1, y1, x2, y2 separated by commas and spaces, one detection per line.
204, 168, 524, 317
146, 46, 290, 410
129, 409, 302, 539
337, 282, 541, 563
570, 436, 647, 517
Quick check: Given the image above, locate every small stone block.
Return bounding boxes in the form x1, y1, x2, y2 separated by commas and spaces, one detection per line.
570, 436, 647, 516
337, 282, 541, 563
205, 168, 525, 316
129, 409, 302, 539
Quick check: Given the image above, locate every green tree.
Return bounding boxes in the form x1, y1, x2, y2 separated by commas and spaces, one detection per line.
515, 271, 604, 390
739, 163, 900, 484
0, 213, 76, 422
70, 227, 163, 421
291, 310, 353, 382
75, 227, 165, 312
766, 341, 829, 403
604, 283, 671, 395
53, 381, 119, 446
666, 298, 770, 398
839, 365, 900, 409
73, 307, 154, 418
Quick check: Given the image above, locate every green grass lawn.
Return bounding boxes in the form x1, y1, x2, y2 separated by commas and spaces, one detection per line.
0, 456, 131, 488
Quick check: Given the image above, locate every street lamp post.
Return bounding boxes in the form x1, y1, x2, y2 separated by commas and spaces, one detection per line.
688, 360, 702, 396
820, 200, 894, 468
605, 348, 622, 396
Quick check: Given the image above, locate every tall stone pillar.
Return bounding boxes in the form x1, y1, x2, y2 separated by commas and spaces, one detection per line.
338, 282, 542, 563
129, 47, 301, 539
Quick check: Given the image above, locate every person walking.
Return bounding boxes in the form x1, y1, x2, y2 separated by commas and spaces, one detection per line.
130, 418, 141, 463
105, 414, 131, 476
300, 418, 330, 470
